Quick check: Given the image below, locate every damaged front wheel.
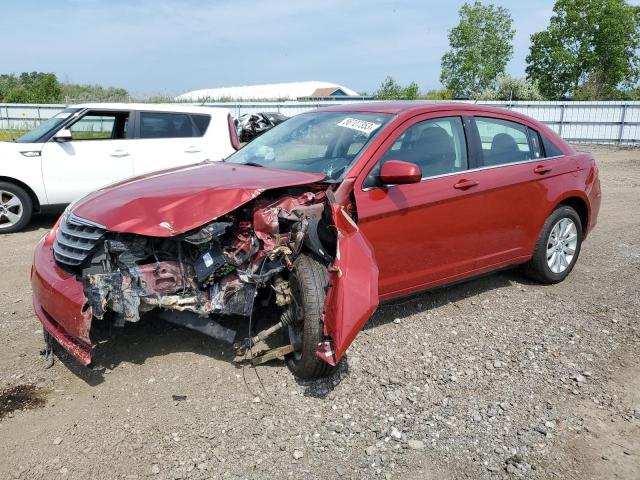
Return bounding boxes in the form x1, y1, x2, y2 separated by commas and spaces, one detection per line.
286, 254, 338, 379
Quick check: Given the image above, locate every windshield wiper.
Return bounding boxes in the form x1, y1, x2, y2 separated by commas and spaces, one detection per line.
239, 161, 265, 168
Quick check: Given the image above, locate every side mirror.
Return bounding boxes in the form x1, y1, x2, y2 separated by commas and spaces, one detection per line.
379, 160, 422, 185
53, 128, 72, 142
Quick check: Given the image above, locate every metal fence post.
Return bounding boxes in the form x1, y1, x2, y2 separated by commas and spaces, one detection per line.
618, 103, 628, 144
558, 102, 566, 137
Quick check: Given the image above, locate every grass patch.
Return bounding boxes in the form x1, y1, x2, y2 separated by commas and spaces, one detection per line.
0, 130, 26, 142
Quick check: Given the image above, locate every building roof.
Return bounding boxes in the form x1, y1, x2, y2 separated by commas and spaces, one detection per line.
176, 81, 359, 101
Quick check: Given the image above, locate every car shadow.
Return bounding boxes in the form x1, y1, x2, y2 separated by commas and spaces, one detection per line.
22, 213, 60, 233
53, 268, 537, 388
365, 267, 535, 330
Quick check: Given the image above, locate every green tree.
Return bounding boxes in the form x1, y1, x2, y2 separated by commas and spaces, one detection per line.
440, 1, 515, 98
61, 83, 129, 102
526, 0, 640, 99
474, 74, 543, 100
420, 88, 453, 100
0, 72, 62, 103
374, 77, 420, 100
0, 74, 19, 100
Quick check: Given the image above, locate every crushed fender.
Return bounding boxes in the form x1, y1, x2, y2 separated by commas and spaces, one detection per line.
62, 185, 378, 370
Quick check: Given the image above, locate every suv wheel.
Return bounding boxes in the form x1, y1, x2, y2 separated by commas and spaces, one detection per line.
0, 182, 33, 234
524, 205, 583, 284
286, 254, 339, 380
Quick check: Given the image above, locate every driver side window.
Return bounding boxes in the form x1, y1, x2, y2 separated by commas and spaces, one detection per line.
365, 116, 468, 187
69, 111, 129, 141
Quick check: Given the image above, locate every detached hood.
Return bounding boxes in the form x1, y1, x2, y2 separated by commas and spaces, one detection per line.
72, 162, 326, 236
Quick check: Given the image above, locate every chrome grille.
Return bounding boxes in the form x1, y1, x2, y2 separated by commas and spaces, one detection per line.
53, 213, 106, 267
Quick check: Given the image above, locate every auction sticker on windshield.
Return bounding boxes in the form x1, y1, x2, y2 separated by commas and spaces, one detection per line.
337, 118, 381, 134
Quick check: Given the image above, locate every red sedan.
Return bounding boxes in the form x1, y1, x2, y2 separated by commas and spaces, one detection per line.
31, 103, 601, 379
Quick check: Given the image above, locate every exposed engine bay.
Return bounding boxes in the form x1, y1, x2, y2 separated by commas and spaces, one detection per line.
71, 189, 338, 364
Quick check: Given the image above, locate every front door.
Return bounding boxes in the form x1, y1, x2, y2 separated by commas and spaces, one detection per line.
354, 114, 484, 299
40, 110, 134, 204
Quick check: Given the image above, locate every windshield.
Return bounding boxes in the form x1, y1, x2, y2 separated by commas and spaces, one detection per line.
226, 111, 392, 181
15, 108, 81, 143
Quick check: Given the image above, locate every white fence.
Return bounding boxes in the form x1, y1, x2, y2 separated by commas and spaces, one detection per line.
2, 100, 639, 144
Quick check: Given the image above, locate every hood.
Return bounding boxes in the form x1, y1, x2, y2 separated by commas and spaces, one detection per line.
72, 162, 326, 237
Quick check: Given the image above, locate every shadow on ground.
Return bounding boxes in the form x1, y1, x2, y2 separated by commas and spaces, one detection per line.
22, 213, 60, 233
53, 267, 538, 388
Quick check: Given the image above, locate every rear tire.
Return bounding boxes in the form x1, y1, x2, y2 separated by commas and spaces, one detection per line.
524, 205, 582, 284
0, 182, 33, 233
285, 254, 339, 380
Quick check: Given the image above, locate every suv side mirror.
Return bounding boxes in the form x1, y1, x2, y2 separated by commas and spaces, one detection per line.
379, 160, 422, 185
53, 128, 72, 142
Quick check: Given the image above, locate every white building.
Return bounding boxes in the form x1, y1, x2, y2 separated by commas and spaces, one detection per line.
176, 81, 360, 101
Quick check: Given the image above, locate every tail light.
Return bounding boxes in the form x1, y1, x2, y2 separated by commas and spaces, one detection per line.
228, 114, 240, 151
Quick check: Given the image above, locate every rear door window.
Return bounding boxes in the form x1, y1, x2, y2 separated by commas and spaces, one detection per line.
139, 112, 196, 139
475, 117, 532, 166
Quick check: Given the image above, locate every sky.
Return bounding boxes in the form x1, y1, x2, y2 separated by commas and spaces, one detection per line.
0, 0, 636, 96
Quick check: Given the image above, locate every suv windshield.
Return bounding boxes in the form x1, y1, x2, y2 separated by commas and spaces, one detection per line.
15, 108, 81, 143
226, 111, 392, 181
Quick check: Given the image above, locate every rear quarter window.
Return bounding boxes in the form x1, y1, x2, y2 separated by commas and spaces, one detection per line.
191, 114, 211, 136
541, 134, 564, 157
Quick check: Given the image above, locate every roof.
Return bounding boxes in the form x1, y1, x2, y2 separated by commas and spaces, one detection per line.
310, 87, 345, 97
71, 103, 231, 117
176, 81, 359, 101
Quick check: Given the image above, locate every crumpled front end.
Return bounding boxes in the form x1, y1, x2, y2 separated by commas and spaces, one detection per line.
31, 228, 94, 365
32, 185, 379, 371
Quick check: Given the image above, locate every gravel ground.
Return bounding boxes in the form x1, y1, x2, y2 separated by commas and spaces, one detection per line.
0, 146, 638, 480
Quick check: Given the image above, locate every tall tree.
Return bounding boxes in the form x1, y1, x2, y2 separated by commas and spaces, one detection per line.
526, 0, 640, 99
440, 1, 515, 98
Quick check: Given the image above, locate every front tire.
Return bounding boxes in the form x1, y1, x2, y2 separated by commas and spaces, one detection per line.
524, 205, 582, 284
285, 254, 339, 380
0, 182, 33, 233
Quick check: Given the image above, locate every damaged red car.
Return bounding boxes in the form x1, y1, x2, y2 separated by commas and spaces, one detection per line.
30, 103, 601, 379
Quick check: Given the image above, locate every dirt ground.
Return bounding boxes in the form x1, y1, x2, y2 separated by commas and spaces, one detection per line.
0, 146, 638, 480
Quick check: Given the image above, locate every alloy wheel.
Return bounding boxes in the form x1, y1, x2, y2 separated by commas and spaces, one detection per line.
546, 217, 578, 274
0, 190, 23, 230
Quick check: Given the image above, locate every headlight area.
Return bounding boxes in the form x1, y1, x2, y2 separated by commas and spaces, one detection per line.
67, 189, 338, 367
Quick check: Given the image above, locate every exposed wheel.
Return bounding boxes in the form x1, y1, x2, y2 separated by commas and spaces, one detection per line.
0, 182, 33, 233
524, 205, 582, 284
286, 254, 339, 379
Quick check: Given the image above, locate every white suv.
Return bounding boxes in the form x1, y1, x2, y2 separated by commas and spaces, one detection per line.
0, 103, 239, 232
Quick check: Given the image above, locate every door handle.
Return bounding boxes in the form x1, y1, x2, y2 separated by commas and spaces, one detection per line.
533, 165, 552, 174
453, 179, 479, 190
184, 147, 201, 153
110, 150, 130, 158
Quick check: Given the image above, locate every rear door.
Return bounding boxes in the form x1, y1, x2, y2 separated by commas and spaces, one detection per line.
467, 115, 578, 269
40, 109, 134, 204
131, 111, 210, 174
354, 114, 485, 298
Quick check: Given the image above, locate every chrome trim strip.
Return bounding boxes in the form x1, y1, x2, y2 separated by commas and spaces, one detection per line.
361, 155, 566, 192
67, 213, 106, 230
